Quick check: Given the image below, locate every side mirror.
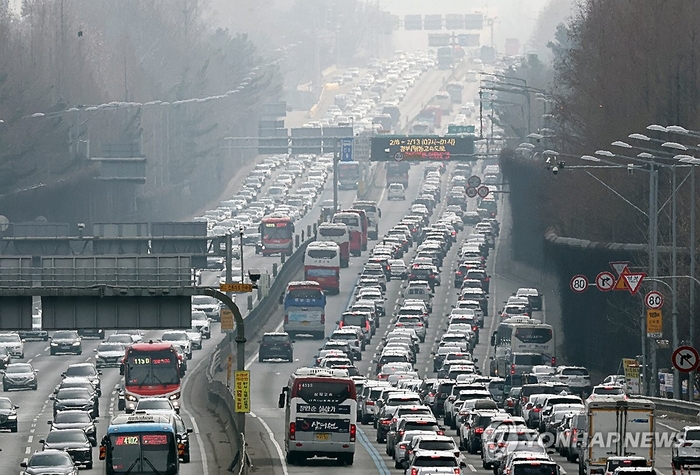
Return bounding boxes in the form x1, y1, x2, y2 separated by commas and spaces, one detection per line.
278, 393, 286, 409
98, 371, 102, 375
20, 462, 27, 468
47, 420, 53, 425
49, 395, 55, 400
187, 428, 194, 434
39, 439, 45, 444
93, 348, 98, 352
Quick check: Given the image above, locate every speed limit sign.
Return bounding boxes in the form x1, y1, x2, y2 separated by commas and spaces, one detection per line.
570, 274, 589, 293
645, 290, 664, 309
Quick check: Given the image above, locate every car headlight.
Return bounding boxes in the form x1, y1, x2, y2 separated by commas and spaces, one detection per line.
169, 392, 181, 400
72, 342, 80, 346
51, 342, 58, 346
126, 394, 138, 402
7, 415, 16, 419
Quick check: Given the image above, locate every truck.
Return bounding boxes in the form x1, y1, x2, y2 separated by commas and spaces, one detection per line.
416, 105, 442, 129
437, 46, 453, 70
580, 398, 655, 475
386, 161, 410, 188
445, 82, 464, 104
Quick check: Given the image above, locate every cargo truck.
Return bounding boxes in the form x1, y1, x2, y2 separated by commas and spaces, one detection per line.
579, 398, 655, 475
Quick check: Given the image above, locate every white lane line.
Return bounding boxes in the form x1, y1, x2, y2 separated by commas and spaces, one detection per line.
26, 359, 32, 363
27, 435, 33, 443
250, 411, 289, 475
25, 447, 31, 454
560, 469, 567, 475
468, 464, 477, 472
43, 347, 49, 352
658, 421, 678, 431
35, 354, 41, 358
179, 357, 209, 475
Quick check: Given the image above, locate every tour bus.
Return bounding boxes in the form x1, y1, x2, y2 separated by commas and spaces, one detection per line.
304, 241, 341, 294
337, 161, 361, 190
341, 208, 368, 251
120, 342, 182, 413
259, 213, 295, 257
489, 316, 556, 377
278, 367, 357, 466
332, 212, 363, 257
317, 223, 349, 267
99, 414, 179, 475
351, 200, 382, 240
283, 281, 327, 339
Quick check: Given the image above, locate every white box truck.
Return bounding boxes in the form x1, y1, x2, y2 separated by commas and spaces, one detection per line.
579, 397, 655, 475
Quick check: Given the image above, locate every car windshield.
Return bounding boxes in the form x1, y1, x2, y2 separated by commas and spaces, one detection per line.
98, 343, 124, 352
29, 452, 73, 467
0, 398, 12, 409
513, 464, 558, 475
65, 366, 95, 377
53, 331, 78, 339
57, 389, 90, 399
192, 296, 218, 305
55, 411, 91, 423
419, 440, 455, 451
6, 364, 31, 373
138, 400, 172, 410
0, 334, 19, 342
47, 430, 87, 443
162, 333, 187, 341
594, 387, 624, 395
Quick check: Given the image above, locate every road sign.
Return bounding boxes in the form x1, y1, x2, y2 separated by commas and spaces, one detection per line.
341, 138, 353, 162
220, 308, 234, 333
613, 267, 631, 291
353, 137, 371, 161
570, 274, 589, 293
466, 186, 478, 198
220, 283, 253, 293
595, 271, 615, 292
646, 309, 663, 338
394, 152, 404, 162
477, 186, 490, 198
609, 261, 630, 276
622, 272, 646, 295
370, 135, 475, 161
672, 346, 700, 373
447, 124, 476, 134
234, 370, 251, 412
645, 290, 664, 309
467, 175, 481, 187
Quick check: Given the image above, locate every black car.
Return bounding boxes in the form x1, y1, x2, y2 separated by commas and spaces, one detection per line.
54, 378, 99, 409
40, 429, 93, 469
49, 410, 97, 446
50, 330, 82, 355
408, 264, 440, 290
77, 329, 105, 339
0, 396, 18, 432
0, 347, 11, 370
259, 332, 293, 362
175, 414, 194, 463
21, 450, 78, 475
2, 362, 38, 391
62, 363, 101, 394
51, 388, 98, 418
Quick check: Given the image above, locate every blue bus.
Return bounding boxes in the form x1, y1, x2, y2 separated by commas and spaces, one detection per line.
282, 281, 327, 339
100, 414, 179, 475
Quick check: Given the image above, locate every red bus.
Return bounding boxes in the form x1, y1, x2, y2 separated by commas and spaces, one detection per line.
342, 209, 368, 252
259, 213, 295, 256
121, 342, 181, 413
317, 223, 350, 267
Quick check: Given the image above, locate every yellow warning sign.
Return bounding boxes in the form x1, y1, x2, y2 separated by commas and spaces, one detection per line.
613, 267, 631, 291
220, 308, 234, 333
234, 370, 250, 413
646, 309, 663, 338
220, 283, 254, 293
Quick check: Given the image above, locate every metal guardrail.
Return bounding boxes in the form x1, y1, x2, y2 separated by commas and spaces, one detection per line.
630, 395, 700, 421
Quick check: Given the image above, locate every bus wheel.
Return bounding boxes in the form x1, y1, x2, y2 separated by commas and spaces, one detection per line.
286, 452, 297, 465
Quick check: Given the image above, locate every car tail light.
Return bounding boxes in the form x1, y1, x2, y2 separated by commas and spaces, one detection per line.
533, 407, 541, 413
498, 442, 507, 448
684, 442, 693, 447
488, 443, 496, 449
551, 356, 556, 366
484, 277, 490, 282
321, 313, 325, 324
455, 271, 462, 275
411, 468, 419, 475
350, 424, 356, 442
366, 400, 375, 406
453, 469, 461, 475
472, 325, 478, 332
417, 323, 423, 327
289, 422, 296, 440
381, 419, 391, 425
399, 430, 405, 437
437, 430, 445, 435
284, 314, 289, 325
511, 364, 515, 375
399, 443, 407, 449
429, 275, 435, 279
475, 427, 484, 434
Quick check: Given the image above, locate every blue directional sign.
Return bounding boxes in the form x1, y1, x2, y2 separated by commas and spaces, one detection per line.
341, 138, 353, 162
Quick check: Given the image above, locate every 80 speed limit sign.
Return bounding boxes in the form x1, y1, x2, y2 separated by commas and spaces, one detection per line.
645, 290, 664, 309
570, 274, 589, 293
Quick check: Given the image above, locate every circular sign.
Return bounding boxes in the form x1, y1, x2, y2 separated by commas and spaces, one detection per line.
0, 215, 8, 232
595, 271, 615, 292
477, 186, 490, 198
645, 290, 664, 309
672, 346, 700, 373
466, 186, 478, 198
570, 274, 589, 293
393, 152, 404, 162
467, 175, 481, 187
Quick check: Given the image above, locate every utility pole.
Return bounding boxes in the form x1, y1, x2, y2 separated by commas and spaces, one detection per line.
333, 139, 339, 214
690, 167, 697, 400
673, 166, 680, 399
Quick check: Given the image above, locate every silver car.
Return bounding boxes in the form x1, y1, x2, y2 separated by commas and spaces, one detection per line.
0, 333, 24, 359
3, 362, 38, 391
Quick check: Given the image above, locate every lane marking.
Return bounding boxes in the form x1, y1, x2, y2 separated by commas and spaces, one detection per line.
250, 411, 289, 475
179, 356, 209, 475
468, 464, 477, 472
357, 427, 391, 475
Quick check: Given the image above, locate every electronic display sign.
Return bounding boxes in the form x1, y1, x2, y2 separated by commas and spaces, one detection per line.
370, 135, 475, 161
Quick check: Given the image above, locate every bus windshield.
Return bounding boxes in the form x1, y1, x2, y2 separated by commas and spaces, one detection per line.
319, 227, 346, 237
125, 350, 180, 387
334, 215, 359, 227
514, 328, 553, 344
262, 222, 293, 240
308, 249, 338, 259
109, 433, 176, 473
286, 288, 324, 301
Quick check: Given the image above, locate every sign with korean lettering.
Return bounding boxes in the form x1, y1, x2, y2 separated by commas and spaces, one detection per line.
234, 370, 250, 413
370, 135, 475, 161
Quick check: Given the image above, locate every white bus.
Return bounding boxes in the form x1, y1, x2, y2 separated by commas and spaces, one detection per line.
304, 241, 341, 294
489, 317, 556, 377
278, 367, 357, 465
317, 223, 349, 268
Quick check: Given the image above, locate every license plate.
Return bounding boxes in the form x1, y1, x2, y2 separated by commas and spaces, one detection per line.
315, 433, 330, 441
301, 321, 309, 326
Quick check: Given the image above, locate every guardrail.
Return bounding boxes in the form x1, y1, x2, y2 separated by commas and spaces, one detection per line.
630, 396, 700, 422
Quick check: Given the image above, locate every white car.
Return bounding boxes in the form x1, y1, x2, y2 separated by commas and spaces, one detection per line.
388, 183, 406, 201
0, 333, 24, 359
160, 331, 192, 360
191, 311, 211, 339
185, 329, 203, 350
